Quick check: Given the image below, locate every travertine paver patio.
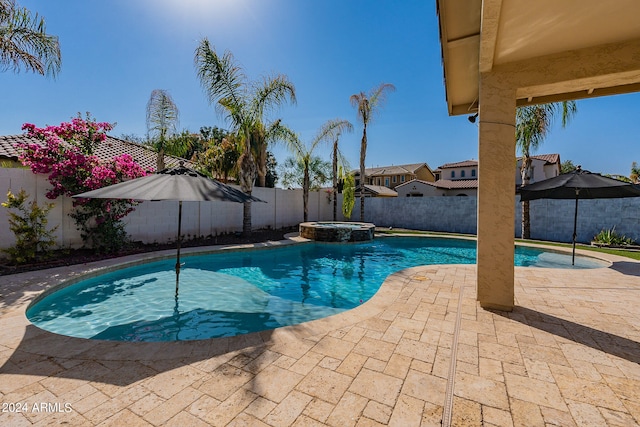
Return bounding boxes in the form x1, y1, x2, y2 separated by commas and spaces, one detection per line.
1, 239, 639, 426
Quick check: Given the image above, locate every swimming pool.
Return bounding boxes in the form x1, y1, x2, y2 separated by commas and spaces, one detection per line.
26, 237, 608, 342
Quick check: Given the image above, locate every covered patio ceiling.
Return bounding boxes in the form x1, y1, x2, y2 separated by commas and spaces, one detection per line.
437, 0, 640, 115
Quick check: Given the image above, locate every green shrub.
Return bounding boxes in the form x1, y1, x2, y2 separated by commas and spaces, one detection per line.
593, 227, 635, 246
342, 173, 355, 219
2, 190, 58, 264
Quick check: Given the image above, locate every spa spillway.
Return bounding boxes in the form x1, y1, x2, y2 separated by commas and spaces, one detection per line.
299, 221, 375, 242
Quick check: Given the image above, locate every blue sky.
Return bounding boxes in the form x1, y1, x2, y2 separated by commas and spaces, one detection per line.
3, 0, 639, 177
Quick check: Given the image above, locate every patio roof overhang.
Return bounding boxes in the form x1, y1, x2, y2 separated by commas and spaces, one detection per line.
437, 0, 640, 115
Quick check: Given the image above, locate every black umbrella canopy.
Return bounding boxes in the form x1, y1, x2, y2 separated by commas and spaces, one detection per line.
74, 163, 262, 203
519, 167, 640, 201
518, 166, 640, 265
73, 163, 265, 289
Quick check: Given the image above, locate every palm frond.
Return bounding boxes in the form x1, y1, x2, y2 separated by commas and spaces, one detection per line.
0, 0, 61, 77
275, 124, 303, 158
350, 83, 395, 125
280, 155, 331, 189
336, 148, 351, 173
350, 92, 368, 124
309, 118, 353, 152
516, 101, 576, 156
559, 100, 577, 127
250, 74, 296, 122
368, 82, 396, 109
146, 89, 179, 140
194, 38, 247, 126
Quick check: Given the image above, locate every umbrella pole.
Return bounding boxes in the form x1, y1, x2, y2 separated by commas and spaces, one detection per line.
176, 200, 183, 293
572, 195, 578, 265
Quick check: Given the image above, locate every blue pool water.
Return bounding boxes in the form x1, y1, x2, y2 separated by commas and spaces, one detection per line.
26, 237, 607, 342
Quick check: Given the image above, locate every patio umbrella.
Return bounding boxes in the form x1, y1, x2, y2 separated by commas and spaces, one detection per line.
518, 166, 640, 264
73, 162, 264, 290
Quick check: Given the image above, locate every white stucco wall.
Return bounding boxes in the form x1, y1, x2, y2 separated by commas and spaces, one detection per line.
0, 168, 347, 251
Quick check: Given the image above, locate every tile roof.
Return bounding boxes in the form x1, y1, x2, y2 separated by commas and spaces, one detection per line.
435, 154, 560, 171
0, 134, 193, 171
355, 163, 431, 177
437, 159, 478, 169
363, 184, 398, 196
527, 153, 560, 164
433, 179, 478, 189
398, 178, 478, 190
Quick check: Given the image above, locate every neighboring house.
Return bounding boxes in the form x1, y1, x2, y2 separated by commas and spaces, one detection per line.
434, 160, 478, 181
396, 179, 478, 197
0, 134, 194, 170
417, 153, 561, 197
515, 153, 561, 185
354, 163, 435, 197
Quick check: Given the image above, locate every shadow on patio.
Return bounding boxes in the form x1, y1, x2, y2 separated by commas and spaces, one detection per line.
0, 323, 283, 387
609, 261, 640, 277
502, 307, 640, 365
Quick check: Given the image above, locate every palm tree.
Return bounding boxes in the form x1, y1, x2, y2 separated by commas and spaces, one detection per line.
146, 89, 180, 171
323, 119, 353, 220
280, 156, 331, 191
0, 0, 61, 77
281, 120, 350, 222
517, 101, 577, 238
194, 38, 296, 235
560, 159, 578, 174
350, 83, 395, 221
255, 119, 298, 187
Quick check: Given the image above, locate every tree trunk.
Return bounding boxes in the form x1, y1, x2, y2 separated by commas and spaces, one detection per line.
359, 125, 367, 222
238, 147, 256, 237
243, 200, 252, 237
303, 163, 309, 222
256, 143, 267, 187
157, 147, 165, 172
333, 140, 338, 221
522, 199, 530, 239
520, 156, 532, 239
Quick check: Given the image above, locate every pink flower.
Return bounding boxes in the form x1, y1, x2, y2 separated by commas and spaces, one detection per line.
18, 115, 145, 232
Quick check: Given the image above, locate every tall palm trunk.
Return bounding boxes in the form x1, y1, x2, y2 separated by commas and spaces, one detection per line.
516, 101, 577, 240
359, 124, 367, 222
242, 200, 252, 237
238, 144, 257, 237
157, 146, 165, 171
520, 156, 532, 239
332, 139, 338, 221
257, 144, 267, 187
303, 160, 310, 222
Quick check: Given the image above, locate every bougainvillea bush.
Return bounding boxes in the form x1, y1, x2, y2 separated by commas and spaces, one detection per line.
18, 115, 149, 252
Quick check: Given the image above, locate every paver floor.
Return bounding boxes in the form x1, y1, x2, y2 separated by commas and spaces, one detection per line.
1, 240, 639, 426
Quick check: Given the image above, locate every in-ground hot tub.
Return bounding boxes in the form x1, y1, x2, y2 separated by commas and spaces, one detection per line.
299, 221, 375, 242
